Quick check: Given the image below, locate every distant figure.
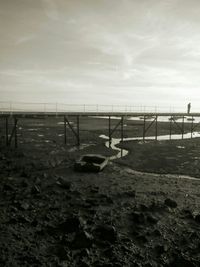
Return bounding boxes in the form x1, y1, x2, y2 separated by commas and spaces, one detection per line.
187, 103, 191, 114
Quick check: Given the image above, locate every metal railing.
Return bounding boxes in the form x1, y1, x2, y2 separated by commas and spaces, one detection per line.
0, 101, 195, 114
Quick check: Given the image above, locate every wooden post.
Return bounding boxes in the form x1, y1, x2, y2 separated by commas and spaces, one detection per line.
108, 116, 111, 148
121, 116, 124, 142
143, 115, 146, 141
64, 116, 67, 144
5, 116, 8, 146
155, 116, 158, 140
182, 116, 184, 139
77, 115, 80, 147
191, 116, 193, 138
169, 116, 172, 140
14, 117, 18, 148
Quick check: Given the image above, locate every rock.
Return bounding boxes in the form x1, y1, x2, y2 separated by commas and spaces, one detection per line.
164, 198, 177, 208
56, 177, 71, 190
154, 244, 168, 255
31, 185, 40, 194
194, 214, 200, 223
58, 216, 84, 233
71, 230, 93, 249
124, 190, 136, 197
147, 215, 158, 224
3, 183, 14, 192
20, 202, 30, 210
170, 256, 196, 267
90, 187, 99, 193
95, 225, 118, 243
50, 245, 69, 260
132, 212, 146, 224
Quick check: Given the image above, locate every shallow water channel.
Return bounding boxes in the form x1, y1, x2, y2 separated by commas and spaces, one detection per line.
100, 131, 200, 160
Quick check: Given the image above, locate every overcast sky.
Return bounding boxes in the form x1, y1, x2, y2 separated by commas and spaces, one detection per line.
1, 0, 200, 109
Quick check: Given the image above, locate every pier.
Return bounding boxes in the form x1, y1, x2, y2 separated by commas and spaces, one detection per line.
1, 109, 200, 149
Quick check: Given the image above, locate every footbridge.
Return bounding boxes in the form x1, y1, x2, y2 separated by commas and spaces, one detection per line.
0, 101, 200, 148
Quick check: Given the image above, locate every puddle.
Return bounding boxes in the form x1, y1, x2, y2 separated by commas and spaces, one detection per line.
57, 121, 73, 125
92, 115, 200, 124
27, 128, 39, 131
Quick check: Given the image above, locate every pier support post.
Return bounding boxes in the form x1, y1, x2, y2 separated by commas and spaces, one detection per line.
77, 115, 80, 147
191, 116, 193, 138
108, 116, 111, 148
143, 116, 146, 141
121, 116, 124, 142
155, 116, 158, 140
64, 116, 67, 144
14, 117, 18, 148
182, 116, 184, 139
5, 116, 8, 146
169, 116, 172, 140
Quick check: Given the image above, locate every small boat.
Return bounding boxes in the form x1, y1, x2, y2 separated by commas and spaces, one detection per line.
74, 154, 109, 172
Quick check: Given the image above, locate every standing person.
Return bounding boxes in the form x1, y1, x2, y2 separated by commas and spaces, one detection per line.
187, 103, 191, 114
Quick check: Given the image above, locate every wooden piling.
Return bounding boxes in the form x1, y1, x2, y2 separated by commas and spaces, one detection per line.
182, 116, 184, 139
108, 116, 111, 147
14, 117, 18, 148
5, 116, 8, 146
121, 116, 124, 142
155, 115, 158, 140
169, 116, 172, 140
143, 115, 146, 141
191, 116, 193, 138
64, 116, 67, 144
77, 115, 80, 147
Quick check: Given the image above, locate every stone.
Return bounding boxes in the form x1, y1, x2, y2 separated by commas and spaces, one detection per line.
56, 177, 71, 190
164, 198, 177, 208
58, 216, 83, 233
132, 212, 146, 224
71, 230, 93, 249
95, 225, 118, 243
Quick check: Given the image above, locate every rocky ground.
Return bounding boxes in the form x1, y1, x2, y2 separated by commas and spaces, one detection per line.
1, 116, 200, 266
1, 146, 200, 267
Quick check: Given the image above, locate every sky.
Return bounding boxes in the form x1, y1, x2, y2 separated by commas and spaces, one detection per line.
1, 0, 200, 110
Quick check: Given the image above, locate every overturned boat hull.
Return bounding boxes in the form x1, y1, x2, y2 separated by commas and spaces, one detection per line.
74, 154, 109, 172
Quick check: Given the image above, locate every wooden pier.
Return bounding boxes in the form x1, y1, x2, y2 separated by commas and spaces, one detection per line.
0, 111, 200, 148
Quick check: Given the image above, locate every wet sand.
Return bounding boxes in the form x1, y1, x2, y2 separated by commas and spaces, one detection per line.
0, 116, 200, 266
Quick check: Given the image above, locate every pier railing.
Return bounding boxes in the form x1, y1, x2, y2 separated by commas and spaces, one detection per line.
0, 101, 192, 114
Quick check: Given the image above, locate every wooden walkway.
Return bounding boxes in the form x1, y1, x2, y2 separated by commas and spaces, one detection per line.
0, 111, 200, 148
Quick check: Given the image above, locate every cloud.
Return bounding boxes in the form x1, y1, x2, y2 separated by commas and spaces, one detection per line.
42, 0, 59, 20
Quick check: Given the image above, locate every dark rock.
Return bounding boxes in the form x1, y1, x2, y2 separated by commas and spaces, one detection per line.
151, 229, 162, 237
154, 244, 167, 255
49, 245, 69, 260
194, 214, 200, 223
147, 214, 158, 224
3, 183, 14, 192
136, 234, 148, 244
71, 230, 93, 249
95, 225, 118, 243
90, 187, 99, 193
124, 190, 136, 197
132, 211, 146, 224
58, 216, 83, 233
170, 256, 196, 267
31, 185, 40, 194
56, 177, 71, 189
164, 198, 177, 208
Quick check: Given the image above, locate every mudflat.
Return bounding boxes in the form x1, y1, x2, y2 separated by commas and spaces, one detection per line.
0, 116, 200, 266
